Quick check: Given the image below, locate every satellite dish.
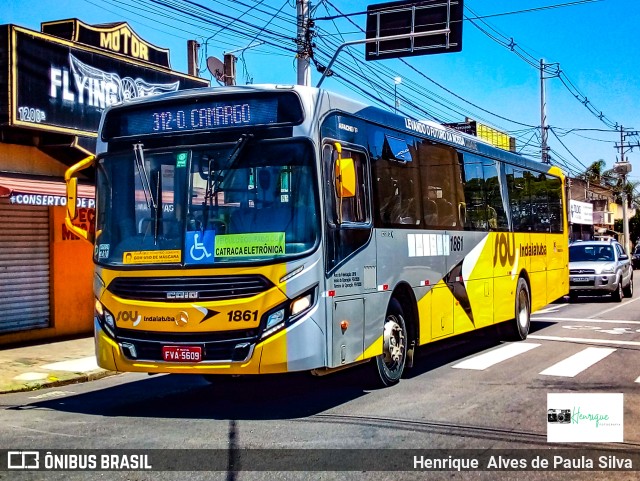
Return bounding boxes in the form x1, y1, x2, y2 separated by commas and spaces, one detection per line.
206, 56, 225, 82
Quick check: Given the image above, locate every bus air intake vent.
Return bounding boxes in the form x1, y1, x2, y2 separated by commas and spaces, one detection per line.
108, 275, 273, 302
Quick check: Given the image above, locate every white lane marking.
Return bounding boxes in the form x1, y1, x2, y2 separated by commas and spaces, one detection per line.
636, 376, 640, 384
452, 343, 540, 370
532, 317, 640, 325
587, 295, 640, 318
539, 347, 616, 377
41, 356, 99, 372
528, 334, 640, 347
534, 304, 568, 314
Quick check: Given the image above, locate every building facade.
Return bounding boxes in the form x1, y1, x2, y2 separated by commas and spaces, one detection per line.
0, 19, 208, 343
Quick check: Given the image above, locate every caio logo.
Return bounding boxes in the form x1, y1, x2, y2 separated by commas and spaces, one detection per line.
493, 233, 516, 267
117, 310, 141, 326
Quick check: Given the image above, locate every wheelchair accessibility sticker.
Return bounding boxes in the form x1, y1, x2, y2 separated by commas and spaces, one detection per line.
186, 230, 215, 264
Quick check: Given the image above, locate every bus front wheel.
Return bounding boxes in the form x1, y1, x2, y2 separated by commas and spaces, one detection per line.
372, 300, 408, 387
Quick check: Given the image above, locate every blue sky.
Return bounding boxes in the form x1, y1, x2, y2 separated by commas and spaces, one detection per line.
3, 0, 638, 179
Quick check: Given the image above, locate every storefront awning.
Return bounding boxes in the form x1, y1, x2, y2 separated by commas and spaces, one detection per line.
0, 175, 95, 207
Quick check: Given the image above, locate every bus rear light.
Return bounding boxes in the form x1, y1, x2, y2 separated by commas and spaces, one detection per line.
377, 284, 389, 291
340, 320, 349, 331
323, 290, 336, 297
420, 280, 430, 286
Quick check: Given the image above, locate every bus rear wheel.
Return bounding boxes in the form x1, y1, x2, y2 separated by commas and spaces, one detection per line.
501, 277, 531, 341
371, 300, 407, 387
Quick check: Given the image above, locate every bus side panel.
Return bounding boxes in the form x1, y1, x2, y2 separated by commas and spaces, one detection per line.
493, 233, 520, 324
546, 233, 569, 302
459, 233, 493, 331
528, 233, 548, 312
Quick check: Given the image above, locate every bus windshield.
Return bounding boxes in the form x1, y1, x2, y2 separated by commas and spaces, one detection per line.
95, 139, 319, 266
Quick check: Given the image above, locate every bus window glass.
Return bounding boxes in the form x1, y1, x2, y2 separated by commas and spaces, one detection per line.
462, 155, 487, 230
483, 160, 509, 230
547, 175, 564, 233
331, 148, 369, 224
415, 141, 463, 229
372, 136, 421, 227
530, 173, 551, 232
95, 140, 319, 265
95, 151, 184, 263
506, 166, 533, 231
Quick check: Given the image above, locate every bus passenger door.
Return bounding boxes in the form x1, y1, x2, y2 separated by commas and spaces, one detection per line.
323, 142, 375, 366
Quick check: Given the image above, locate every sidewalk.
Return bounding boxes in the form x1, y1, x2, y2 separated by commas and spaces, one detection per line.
0, 336, 118, 394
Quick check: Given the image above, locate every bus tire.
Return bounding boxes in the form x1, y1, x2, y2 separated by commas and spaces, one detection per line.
371, 299, 407, 387
503, 277, 531, 341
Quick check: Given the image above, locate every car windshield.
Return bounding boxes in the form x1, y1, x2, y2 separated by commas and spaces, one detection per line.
569, 244, 615, 262
94, 139, 319, 265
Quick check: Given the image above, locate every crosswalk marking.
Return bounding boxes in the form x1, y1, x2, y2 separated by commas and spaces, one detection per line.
452, 343, 540, 370
532, 317, 640, 325
528, 334, 640, 347
539, 347, 616, 377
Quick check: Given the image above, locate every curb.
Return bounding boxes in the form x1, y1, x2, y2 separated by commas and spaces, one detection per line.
0, 369, 121, 395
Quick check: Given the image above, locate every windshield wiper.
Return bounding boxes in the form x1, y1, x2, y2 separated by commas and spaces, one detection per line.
133, 143, 161, 243
202, 134, 253, 232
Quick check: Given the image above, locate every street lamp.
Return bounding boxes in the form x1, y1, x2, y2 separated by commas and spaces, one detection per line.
393, 77, 401, 114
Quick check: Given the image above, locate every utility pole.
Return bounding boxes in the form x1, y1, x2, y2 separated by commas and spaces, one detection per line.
614, 126, 638, 254
223, 53, 237, 86
296, 0, 311, 86
540, 59, 550, 163
187, 40, 200, 77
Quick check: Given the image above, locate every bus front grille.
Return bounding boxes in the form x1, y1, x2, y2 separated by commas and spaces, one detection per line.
108, 275, 273, 302
116, 328, 258, 362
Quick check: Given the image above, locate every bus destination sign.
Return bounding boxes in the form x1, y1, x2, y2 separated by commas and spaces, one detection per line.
103, 92, 303, 139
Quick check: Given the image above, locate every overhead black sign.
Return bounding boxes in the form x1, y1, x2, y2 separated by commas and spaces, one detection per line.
5, 26, 208, 137
365, 0, 463, 61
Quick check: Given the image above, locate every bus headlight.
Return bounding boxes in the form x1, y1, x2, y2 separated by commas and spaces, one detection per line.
260, 288, 316, 340
95, 299, 115, 337
291, 293, 312, 316
266, 309, 285, 330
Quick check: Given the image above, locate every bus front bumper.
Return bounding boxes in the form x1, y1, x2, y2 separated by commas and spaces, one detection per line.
94, 311, 326, 375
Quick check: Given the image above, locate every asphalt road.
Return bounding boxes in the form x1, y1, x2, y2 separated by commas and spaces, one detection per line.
1, 279, 640, 481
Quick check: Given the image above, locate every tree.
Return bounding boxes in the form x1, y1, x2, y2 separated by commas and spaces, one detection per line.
580, 159, 608, 185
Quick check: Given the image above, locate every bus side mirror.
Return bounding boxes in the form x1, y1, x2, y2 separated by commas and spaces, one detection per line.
64, 154, 95, 243
67, 177, 78, 221
334, 142, 356, 198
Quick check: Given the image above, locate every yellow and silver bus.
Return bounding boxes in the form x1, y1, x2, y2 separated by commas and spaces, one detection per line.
66, 85, 568, 386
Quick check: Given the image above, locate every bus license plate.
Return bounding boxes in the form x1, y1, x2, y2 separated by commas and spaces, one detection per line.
162, 346, 202, 362
572, 276, 590, 282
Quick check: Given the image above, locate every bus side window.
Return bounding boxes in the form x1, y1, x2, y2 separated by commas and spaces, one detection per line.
416, 141, 463, 229
332, 147, 368, 224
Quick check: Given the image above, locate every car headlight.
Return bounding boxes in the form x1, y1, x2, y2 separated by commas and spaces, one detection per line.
601, 265, 615, 274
